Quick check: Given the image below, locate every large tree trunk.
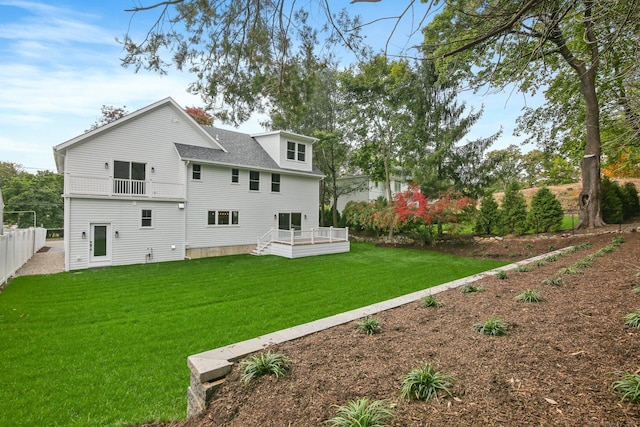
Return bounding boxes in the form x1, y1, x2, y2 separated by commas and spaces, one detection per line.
576, 68, 605, 229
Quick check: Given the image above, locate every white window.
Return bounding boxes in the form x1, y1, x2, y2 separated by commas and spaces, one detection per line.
271, 173, 281, 192
192, 164, 201, 180
141, 209, 152, 227
207, 210, 239, 225
249, 171, 260, 191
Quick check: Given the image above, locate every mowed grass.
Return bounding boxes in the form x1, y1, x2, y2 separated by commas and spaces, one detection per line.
0, 243, 506, 426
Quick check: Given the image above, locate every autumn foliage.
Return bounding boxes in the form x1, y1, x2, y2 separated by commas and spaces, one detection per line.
394, 185, 475, 228
185, 107, 214, 126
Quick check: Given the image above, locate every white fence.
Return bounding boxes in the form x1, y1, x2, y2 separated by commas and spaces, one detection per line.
0, 227, 47, 286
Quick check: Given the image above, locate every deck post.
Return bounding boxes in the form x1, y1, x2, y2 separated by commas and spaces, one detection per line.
311, 228, 315, 244
290, 229, 294, 246
329, 226, 333, 243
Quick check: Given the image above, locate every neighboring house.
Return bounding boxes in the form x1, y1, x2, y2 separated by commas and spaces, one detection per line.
335, 175, 409, 214
54, 97, 348, 271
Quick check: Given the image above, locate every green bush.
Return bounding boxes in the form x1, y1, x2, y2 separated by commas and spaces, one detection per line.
527, 187, 564, 233
400, 362, 454, 401
356, 316, 381, 335
500, 182, 528, 235
624, 311, 640, 329
474, 193, 501, 235
327, 398, 395, 427
461, 284, 484, 293
421, 295, 443, 308
601, 177, 624, 224
514, 289, 542, 303
612, 371, 640, 403
496, 270, 508, 279
474, 317, 508, 336
542, 277, 563, 286
622, 182, 640, 219
240, 351, 290, 384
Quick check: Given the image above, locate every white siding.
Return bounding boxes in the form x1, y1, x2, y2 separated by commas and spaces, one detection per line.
185, 164, 320, 249
66, 198, 185, 270
252, 133, 281, 166
63, 103, 219, 191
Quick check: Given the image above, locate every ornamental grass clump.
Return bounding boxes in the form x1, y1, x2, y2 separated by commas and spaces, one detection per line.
356, 316, 381, 335
545, 255, 559, 262
496, 270, 508, 280
461, 284, 484, 293
534, 260, 547, 267
240, 351, 290, 384
327, 397, 395, 427
542, 277, 563, 286
624, 311, 640, 329
559, 266, 581, 275
474, 317, 508, 336
612, 371, 640, 403
421, 295, 443, 308
400, 362, 454, 402
514, 289, 542, 303
516, 265, 533, 273
574, 259, 592, 268
632, 285, 640, 295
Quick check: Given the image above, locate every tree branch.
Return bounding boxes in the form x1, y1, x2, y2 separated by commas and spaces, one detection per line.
125, 0, 184, 13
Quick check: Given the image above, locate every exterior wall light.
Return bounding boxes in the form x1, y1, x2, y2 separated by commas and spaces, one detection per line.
82, 231, 86, 239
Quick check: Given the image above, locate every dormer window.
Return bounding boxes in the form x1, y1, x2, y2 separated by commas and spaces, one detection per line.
287, 141, 306, 162
287, 141, 296, 160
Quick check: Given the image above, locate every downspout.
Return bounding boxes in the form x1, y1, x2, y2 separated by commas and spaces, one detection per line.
183, 160, 189, 260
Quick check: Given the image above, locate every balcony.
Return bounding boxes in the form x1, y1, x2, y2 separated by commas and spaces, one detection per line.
66, 175, 184, 200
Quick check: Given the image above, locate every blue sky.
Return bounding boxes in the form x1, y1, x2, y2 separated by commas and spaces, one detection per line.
0, 0, 539, 172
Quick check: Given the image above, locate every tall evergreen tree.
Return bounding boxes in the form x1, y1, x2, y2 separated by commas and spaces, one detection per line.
527, 187, 564, 233
474, 193, 501, 235
500, 182, 528, 235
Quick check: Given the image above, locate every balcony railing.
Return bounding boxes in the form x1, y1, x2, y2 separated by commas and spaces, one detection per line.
67, 175, 184, 199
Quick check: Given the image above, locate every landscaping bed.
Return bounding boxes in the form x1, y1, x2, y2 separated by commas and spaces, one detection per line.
157, 228, 640, 426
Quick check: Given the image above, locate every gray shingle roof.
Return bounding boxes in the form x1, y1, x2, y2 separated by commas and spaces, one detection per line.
174, 127, 323, 176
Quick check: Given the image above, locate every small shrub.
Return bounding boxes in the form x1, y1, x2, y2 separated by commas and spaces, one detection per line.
548, 245, 556, 251
514, 289, 542, 303
545, 255, 559, 262
461, 284, 484, 293
474, 317, 508, 336
559, 267, 581, 275
574, 259, 592, 268
240, 351, 290, 384
525, 243, 534, 250
327, 397, 395, 427
624, 311, 640, 329
542, 277, 563, 286
576, 242, 591, 250
534, 260, 547, 267
612, 236, 626, 245
496, 271, 508, 280
612, 372, 640, 403
516, 265, 533, 273
564, 246, 578, 254
400, 362, 454, 401
632, 286, 640, 295
356, 316, 381, 335
421, 295, 443, 308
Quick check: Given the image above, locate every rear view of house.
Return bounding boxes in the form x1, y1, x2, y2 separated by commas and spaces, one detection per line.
54, 97, 345, 271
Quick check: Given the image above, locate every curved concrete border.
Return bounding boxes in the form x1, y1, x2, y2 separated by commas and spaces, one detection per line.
186, 247, 572, 416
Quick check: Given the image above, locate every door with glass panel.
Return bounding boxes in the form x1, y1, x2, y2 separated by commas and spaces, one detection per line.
89, 223, 111, 266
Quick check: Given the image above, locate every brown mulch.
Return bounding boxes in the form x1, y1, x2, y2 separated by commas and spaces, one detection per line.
155, 226, 640, 426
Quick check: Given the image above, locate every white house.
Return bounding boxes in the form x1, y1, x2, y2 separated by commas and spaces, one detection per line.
54, 97, 349, 271
335, 175, 409, 214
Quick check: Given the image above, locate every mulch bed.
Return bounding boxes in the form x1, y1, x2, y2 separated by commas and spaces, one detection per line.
151, 228, 640, 426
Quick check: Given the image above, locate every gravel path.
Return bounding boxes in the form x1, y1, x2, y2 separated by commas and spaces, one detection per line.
14, 240, 65, 276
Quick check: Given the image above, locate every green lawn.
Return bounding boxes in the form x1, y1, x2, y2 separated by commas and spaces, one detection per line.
0, 243, 506, 426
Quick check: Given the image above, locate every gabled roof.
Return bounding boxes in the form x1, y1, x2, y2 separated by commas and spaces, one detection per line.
175, 127, 324, 177
53, 97, 225, 173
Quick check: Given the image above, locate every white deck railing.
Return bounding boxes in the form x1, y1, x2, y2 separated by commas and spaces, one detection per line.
67, 175, 184, 199
256, 227, 349, 255
0, 227, 47, 286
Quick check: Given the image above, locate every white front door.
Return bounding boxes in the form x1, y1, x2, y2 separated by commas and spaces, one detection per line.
89, 223, 112, 267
